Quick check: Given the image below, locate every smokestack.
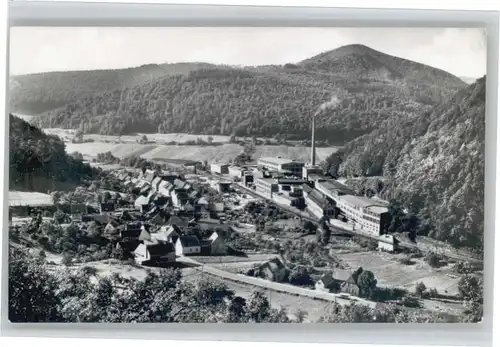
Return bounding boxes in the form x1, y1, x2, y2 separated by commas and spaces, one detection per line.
311, 112, 317, 166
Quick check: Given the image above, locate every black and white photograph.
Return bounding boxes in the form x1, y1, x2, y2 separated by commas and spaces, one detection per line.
7, 27, 485, 324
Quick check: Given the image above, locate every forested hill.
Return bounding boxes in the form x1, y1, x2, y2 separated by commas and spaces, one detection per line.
9, 114, 96, 191
331, 76, 486, 250
9, 62, 216, 115
26, 44, 465, 141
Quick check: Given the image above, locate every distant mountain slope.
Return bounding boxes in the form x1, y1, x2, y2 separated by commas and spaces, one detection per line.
31, 45, 466, 141
9, 62, 216, 114
459, 76, 479, 84
336, 76, 485, 250
9, 114, 96, 191
300, 44, 465, 89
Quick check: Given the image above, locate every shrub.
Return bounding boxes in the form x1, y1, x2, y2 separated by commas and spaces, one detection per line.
399, 256, 415, 265
415, 282, 427, 296
425, 253, 441, 268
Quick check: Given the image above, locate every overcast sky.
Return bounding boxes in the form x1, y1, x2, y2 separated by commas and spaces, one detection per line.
10, 27, 487, 78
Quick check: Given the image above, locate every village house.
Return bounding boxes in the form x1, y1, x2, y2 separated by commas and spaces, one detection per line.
175, 235, 201, 256
207, 231, 227, 255
258, 258, 287, 282
133, 242, 176, 265
120, 227, 151, 241
134, 194, 152, 213
151, 176, 163, 192
153, 224, 181, 243
172, 189, 190, 208
332, 269, 360, 296
70, 204, 88, 222
315, 273, 336, 293
158, 181, 175, 197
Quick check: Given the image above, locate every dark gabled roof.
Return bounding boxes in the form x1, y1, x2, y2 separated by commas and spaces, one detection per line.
332, 269, 354, 283
319, 273, 335, 287
167, 215, 189, 227
117, 239, 141, 252
147, 242, 175, 256
121, 228, 143, 239
260, 257, 285, 273
174, 190, 189, 200
178, 235, 201, 248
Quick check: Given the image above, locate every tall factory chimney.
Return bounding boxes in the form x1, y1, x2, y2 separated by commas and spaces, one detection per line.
310, 112, 316, 166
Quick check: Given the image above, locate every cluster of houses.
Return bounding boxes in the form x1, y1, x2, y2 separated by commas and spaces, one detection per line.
64, 168, 234, 266
254, 256, 362, 297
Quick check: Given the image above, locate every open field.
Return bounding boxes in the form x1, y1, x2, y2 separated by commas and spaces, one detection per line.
336, 251, 460, 296
9, 191, 53, 206
43, 128, 340, 163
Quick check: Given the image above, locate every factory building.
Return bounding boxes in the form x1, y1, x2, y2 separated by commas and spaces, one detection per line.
336, 195, 391, 236
255, 178, 279, 198
210, 163, 230, 175
257, 157, 305, 176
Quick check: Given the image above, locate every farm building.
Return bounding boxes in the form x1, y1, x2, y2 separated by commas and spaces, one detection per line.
175, 235, 201, 256
211, 163, 230, 175
133, 242, 176, 265
207, 231, 227, 255
332, 269, 360, 296
258, 258, 287, 282
315, 273, 337, 293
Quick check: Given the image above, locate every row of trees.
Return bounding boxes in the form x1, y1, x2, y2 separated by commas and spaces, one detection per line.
33, 62, 453, 141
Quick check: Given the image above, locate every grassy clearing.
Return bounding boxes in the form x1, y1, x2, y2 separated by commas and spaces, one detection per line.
336, 251, 460, 296
9, 191, 53, 206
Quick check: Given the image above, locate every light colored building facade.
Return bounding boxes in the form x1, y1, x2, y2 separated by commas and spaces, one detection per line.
255, 178, 279, 198
210, 163, 230, 175
257, 157, 305, 176
336, 195, 390, 236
